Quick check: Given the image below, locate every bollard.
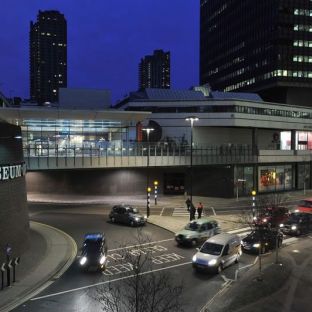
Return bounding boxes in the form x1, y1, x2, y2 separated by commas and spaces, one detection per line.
1, 263, 6, 290
6, 259, 13, 287
13, 257, 20, 283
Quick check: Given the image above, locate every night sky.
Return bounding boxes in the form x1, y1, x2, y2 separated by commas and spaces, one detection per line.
0, 0, 199, 103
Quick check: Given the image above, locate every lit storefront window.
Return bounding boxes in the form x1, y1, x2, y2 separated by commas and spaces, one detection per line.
258, 165, 293, 193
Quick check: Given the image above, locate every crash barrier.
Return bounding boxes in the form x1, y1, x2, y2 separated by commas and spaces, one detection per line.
1, 257, 20, 290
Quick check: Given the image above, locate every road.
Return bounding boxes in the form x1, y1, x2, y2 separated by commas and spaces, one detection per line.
10, 203, 259, 312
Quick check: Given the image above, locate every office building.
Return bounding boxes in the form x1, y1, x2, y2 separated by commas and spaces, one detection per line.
139, 50, 170, 89
30, 10, 67, 104
200, 0, 312, 106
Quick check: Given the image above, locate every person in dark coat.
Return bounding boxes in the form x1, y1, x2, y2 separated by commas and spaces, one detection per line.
185, 197, 191, 211
190, 202, 196, 221
197, 202, 204, 219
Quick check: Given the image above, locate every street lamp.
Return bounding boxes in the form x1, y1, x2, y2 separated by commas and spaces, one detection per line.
142, 127, 154, 217
185, 116, 199, 220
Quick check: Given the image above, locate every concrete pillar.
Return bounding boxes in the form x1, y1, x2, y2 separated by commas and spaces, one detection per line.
252, 128, 258, 155
291, 130, 296, 151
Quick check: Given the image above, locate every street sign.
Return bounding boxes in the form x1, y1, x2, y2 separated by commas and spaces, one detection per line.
8, 260, 13, 269
14, 257, 20, 266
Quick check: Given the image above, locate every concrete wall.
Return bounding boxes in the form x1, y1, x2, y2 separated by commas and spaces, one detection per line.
0, 123, 29, 263
26, 165, 234, 198
194, 127, 252, 146
59, 88, 111, 109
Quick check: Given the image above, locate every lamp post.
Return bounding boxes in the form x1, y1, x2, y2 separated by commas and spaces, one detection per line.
154, 180, 158, 205
142, 127, 154, 217
185, 116, 199, 220
251, 190, 257, 219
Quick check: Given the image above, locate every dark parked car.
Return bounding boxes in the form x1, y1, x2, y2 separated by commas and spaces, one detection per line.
78, 233, 108, 271
254, 206, 289, 227
109, 205, 147, 226
281, 212, 312, 236
241, 228, 283, 254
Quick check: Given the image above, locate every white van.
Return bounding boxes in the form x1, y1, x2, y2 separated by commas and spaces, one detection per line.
192, 233, 241, 273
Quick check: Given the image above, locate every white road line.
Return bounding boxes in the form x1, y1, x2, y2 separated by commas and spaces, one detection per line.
283, 237, 298, 246
31, 261, 192, 301
227, 227, 250, 234
108, 238, 174, 252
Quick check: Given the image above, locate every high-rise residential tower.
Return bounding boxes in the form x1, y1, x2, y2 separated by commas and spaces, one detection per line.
139, 50, 170, 89
30, 10, 67, 104
200, 0, 312, 105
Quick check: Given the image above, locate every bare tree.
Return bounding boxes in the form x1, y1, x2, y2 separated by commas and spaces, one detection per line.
92, 230, 184, 312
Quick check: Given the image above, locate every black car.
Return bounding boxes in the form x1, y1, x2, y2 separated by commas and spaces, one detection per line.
241, 228, 283, 254
79, 233, 108, 271
281, 212, 312, 236
109, 205, 147, 226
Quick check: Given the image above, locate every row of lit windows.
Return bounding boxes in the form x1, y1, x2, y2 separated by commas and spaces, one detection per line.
294, 24, 312, 32
224, 68, 312, 92
275, 69, 312, 78
225, 78, 255, 91
293, 55, 312, 63
293, 40, 312, 47
294, 9, 312, 16
127, 105, 312, 120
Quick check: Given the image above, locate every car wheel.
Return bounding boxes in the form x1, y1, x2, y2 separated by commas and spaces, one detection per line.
130, 220, 135, 227
191, 239, 197, 247
235, 252, 240, 263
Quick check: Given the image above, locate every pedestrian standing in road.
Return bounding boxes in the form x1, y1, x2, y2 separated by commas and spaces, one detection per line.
190, 202, 196, 221
197, 202, 204, 219
185, 197, 191, 212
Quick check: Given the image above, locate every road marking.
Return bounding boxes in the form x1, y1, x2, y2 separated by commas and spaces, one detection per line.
160, 206, 165, 216
108, 238, 174, 252
283, 237, 298, 246
31, 261, 192, 301
227, 227, 250, 234
200, 280, 233, 312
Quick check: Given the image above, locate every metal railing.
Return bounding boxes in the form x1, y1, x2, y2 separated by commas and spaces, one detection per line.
23, 143, 258, 170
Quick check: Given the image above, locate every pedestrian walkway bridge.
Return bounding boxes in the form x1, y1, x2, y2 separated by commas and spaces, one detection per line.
24, 144, 312, 170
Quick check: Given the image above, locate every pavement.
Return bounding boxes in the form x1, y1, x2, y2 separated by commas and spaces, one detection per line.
1, 190, 312, 312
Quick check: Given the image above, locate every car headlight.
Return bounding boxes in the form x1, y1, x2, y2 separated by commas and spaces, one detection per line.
262, 218, 267, 223
208, 259, 217, 266
99, 255, 106, 265
144, 215, 147, 220
279, 223, 284, 228
135, 217, 140, 221
291, 225, 297, 230
80, 256, 87, 266
253, 243, 260, 248
192, 255, 197, 262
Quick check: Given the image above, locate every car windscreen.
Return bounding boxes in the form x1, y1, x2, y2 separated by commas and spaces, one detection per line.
200, 242, 223, 255
299, 200, 312, 208
83, 240, 102, 254
127, 207, 138, 214
288, 214, 301, 223
185, 222, 199, 231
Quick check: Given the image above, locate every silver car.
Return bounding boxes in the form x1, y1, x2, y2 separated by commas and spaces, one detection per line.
175, 218, 220, 246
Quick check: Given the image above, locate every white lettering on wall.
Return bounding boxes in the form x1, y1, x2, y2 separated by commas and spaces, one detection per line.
0, 163, 26, 182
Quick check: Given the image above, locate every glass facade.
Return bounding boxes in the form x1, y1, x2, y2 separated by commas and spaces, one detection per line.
297, 163, 311, 189
258, 165, 293, 193
22, 119, 127, 156
234, 166, 254, 196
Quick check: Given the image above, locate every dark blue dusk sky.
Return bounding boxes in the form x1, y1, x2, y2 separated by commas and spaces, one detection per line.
0, 0, 199, 103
